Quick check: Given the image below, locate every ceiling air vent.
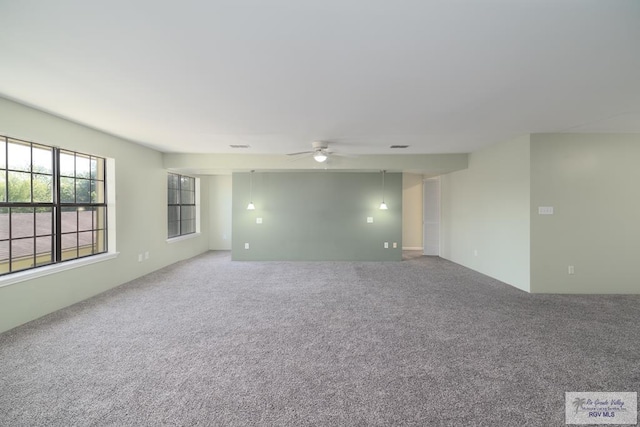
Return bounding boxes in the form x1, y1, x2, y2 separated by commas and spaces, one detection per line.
389, 145, 409, 149
229, 144, 250, 149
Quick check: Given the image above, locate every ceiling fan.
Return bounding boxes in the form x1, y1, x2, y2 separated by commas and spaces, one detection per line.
286, 141, 335, 163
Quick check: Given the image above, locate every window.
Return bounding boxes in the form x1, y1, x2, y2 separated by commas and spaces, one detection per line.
0, 135, 107, 276
167, 173, 196, 238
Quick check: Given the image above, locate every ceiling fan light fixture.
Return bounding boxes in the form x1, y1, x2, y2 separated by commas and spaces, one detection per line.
313, 151, 328, 163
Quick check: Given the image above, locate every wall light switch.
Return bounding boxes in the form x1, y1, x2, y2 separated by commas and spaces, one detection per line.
244, 243, 250, 250
256, 217, 263, 224
538, 206, 554, 215
144, 251, 149, 260
367, 217, 374, 223
393, 242, 397, 248
138, 254, 143, 262
384, 242, 389, 249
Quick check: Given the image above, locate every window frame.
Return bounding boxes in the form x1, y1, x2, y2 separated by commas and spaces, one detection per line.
0, 135, 108, 277
167, 173, 197, 239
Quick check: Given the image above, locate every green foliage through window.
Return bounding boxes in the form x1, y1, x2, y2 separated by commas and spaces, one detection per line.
0, 135, 107, 276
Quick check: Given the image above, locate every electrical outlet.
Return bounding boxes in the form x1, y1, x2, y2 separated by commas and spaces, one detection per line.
538, 206, 554, 215
144, 251, 149, 260
474, 250, 478, 256
367, 217, 374, 223
393, 242, 397, 248
256, 218, 262, 224
568, 265, 575, 275
138, 254, 143, 262
384, 242, 389, 249
245, 243, 250, 250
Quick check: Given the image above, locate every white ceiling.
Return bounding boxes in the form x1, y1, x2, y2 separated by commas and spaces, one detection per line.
1, 1, 639, 155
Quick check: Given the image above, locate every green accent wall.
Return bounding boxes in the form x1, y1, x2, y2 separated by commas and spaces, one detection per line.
232, 172, 402, 261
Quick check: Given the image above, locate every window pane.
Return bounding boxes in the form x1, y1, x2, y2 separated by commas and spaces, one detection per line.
60, 151, 75, 177
11, 238, 34, 271
181, 205, 195, 221
32, 145, 52, 174
181, 176, 195, 204
168, 205, 180, 238
0, 172, 5, 202
168, 188, 179, 205
168, 221, 180, 238
168, 174, 179, 190
76, 179, 91, 203
11, 210, 34, 239
94, 206, 106, 230
181, 189, 195, 205
181, 176, 194, 191
7, 140, 31, 172
91, 180, 105, 203
78, 231, 93, 256
181, 219, 195, 234
78, 208, 93, 231
32, 174, 53, 203
181, 206, 196, 234
61, 207, 77, 233
90, 158, 103, 180
0, 240, 8, 274
8, 171, 31, 202
0, 138, 5, 169
35, 236, 53, 266
0, 208, 8, 240
75, 154, 90, 179
168, 174, 180, 204
94, 230, 106, 253
168, 206, 180, 222
96, 158, 105, 181
60, 177, 75, 202
35, 209, 53, 236
61, 233, 78, 260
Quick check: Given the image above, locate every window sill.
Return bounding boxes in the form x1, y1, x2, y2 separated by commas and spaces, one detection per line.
166, 232, 201, 244
0, 252, 120, 289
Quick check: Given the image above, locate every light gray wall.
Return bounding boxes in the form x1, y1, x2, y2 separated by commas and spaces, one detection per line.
208, 175, 232, 250
0, 97, 210, 333
423, 178, 440, 256
440, 135, 531, 292
530, 133, 640, 293
402, 173, 423, 250
232, 172, 402, 261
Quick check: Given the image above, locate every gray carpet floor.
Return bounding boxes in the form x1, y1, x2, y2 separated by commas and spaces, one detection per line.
1, 251, 638, 426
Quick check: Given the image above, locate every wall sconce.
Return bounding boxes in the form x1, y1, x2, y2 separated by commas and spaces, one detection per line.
247, 170, 256, 210
379, 170, 388, 210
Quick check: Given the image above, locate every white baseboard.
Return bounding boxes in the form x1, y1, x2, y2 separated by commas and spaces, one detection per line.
402, 247, 423, 251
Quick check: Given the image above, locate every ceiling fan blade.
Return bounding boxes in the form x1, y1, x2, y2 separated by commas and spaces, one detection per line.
286, 151, 314, 156
334, 152, 358, 158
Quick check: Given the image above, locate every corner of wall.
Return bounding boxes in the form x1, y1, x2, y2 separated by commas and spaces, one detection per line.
440, 135, 531, 292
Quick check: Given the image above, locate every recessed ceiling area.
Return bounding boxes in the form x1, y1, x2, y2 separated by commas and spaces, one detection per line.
0, 1, 639, 156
